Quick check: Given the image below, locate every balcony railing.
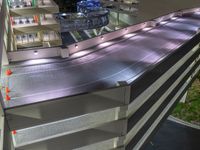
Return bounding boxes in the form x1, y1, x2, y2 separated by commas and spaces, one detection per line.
55, 8, 109, 32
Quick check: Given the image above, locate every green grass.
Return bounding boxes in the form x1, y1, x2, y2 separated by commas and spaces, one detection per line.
172, 75, 200, 126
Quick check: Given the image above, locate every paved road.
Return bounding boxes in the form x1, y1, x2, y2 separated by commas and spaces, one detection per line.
144, 119, 200, 150
2, 13, 200, 108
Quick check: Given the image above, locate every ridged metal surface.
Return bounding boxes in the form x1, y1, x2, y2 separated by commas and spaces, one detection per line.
127, 44, 199, 117
74, 137, 120, 150
132, 65, 200, 150
3, 13, 200, 108
125, 54, 200, 145
17, 129, 123, 150
12, 107, 125, 148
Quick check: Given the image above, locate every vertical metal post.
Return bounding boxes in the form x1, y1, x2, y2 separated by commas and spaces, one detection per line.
179, 91, 188, 103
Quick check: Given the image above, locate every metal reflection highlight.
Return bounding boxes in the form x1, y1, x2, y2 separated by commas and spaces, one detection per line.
160, 21, 168, 25
98, 41, 114, 48
71, 50, 91, 58
194, 11, 200, 15
171, 17, 178, 20
124, 33, 136, 38
142, 27, 152, 31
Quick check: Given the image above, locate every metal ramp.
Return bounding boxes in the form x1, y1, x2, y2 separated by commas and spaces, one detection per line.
1, 7, 200, 150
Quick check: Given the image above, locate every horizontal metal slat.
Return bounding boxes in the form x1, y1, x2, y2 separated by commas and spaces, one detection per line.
127, 43, 199, 117
125, 55, 200, 145
132, 65, 200, 150
12, 106, 126, 148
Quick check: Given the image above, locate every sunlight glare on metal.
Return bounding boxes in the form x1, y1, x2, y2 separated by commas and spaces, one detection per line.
124, 33, 136, 38
142, 27, 152, 31
77, 12, 83, 16
171, 17, 178, 20
194, 11, 200, 15
160, 21, 167, 25
61, 13, 67, 16
26, 59, 52, 65
98, 41, 114, 48
71, 50, 90, 58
